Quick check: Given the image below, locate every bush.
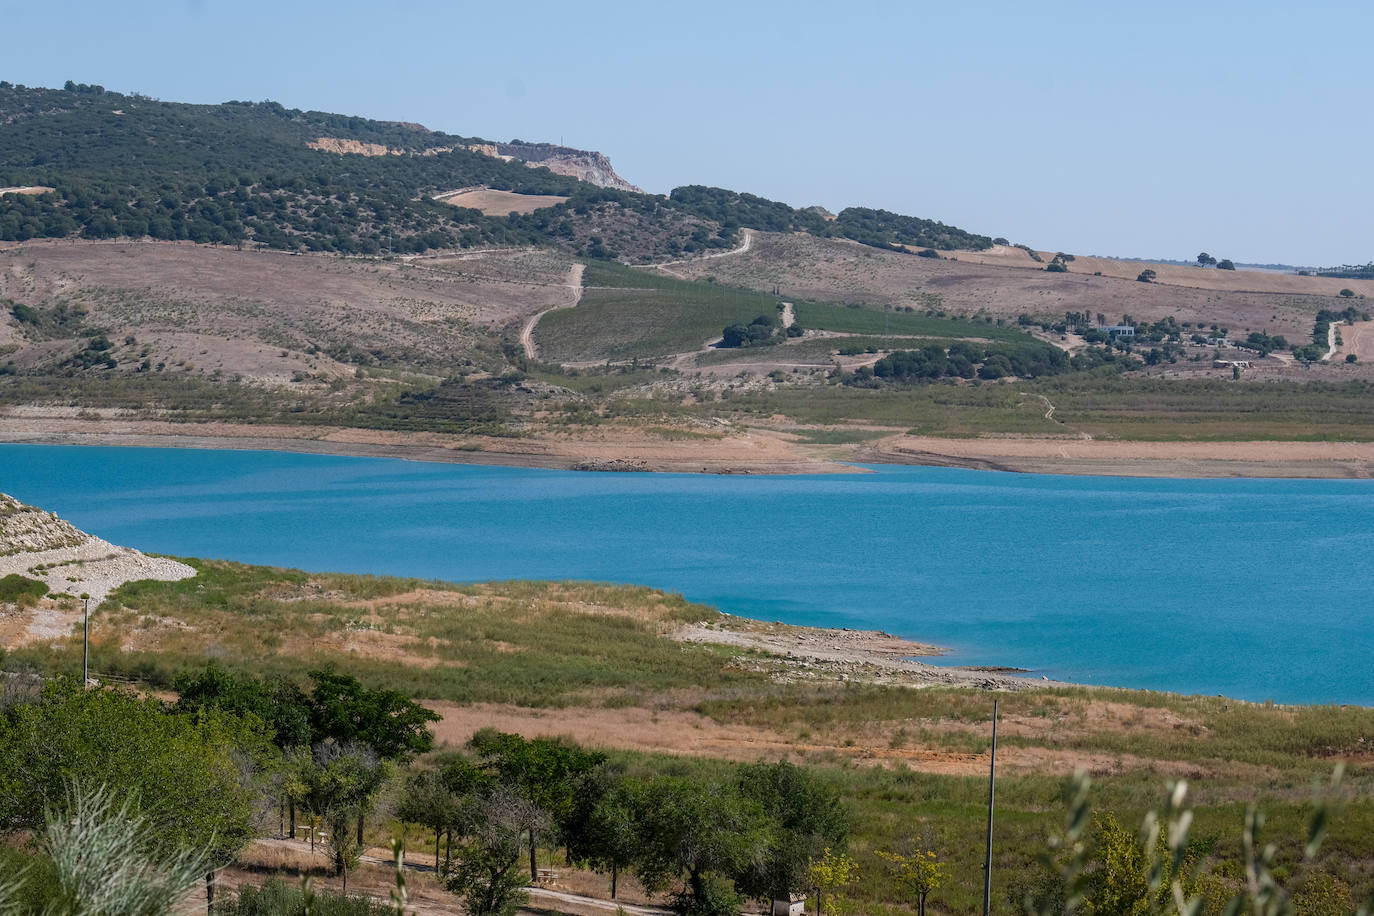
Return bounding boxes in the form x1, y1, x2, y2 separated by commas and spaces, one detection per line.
0, 574, 48, 604
1137, 269, 1156, 283
1346, 353, 1358, 363
1340, 288, 1356, 298
214, 877, 395, 915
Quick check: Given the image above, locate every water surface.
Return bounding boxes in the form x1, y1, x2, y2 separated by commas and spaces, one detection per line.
3, 444, 1371, 705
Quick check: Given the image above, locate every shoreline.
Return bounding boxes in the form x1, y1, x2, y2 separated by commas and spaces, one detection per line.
676, 615, 1051, 691
4, 419, 1374, 478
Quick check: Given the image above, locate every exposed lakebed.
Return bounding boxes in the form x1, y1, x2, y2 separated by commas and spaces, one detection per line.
3, 444, 1371, 705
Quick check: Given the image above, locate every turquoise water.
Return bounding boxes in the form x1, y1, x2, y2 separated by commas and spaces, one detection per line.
3, 444, 1372, 705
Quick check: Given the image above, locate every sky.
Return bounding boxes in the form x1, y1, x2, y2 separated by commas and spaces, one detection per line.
2, 0, 1370, 266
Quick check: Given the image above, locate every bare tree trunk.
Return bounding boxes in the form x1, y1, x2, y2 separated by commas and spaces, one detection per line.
279, 797, 285, 837
289, 801, 296, 838
528, 829, 537, 882
205, 871, 215, 914
356, 811, 365, 847
435, 826, 441, 872
611, 863, 618, 899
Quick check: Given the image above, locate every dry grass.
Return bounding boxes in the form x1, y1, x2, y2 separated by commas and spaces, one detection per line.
434, 188, 569, 215
671, 232, 1366, 345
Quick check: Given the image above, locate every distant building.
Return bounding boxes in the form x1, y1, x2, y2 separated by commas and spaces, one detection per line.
1206, 336, 1231, 347
772, 896, 807, 916
1102, 324, 1135, 337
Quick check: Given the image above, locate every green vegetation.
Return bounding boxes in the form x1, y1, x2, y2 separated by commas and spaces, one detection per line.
3, 562, 1374, 914
707, 377, 1374, 440
4, 561, 738, 706
794, 302, 1027, 340
0, 574, 47, 604
537, 262, 777, 361
0, 84, 991, 261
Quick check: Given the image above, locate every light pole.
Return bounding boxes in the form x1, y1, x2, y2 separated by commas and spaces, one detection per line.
982, 698, 999, 916
81, 593, 91, 687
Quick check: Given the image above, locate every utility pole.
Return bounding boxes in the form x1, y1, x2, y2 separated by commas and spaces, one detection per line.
81, 593, 91, 687
983, 698, 999, 916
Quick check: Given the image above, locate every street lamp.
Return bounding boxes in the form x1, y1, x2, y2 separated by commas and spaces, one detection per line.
80, 593, 91, 687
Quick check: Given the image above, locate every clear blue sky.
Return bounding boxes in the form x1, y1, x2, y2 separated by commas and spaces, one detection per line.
4, 0, 1370, 265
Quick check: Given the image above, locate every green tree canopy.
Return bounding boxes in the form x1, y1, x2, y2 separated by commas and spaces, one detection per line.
0, 680, 264, 871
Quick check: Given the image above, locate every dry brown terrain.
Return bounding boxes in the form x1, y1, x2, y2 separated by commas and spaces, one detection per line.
0, 186, 54, 197
0, 415, 857, 475
941, 244, 1374, 297
433, 187, 570, 215
0, 240, 575, 381
859, 434, 1374, 478
672, 233, 1366, 344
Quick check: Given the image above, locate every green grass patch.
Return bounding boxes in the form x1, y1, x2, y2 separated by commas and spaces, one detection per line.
794, 301, 1029, 341
3, 561, 753, 707
536, 262, 777, 362
0, 574, 49, 603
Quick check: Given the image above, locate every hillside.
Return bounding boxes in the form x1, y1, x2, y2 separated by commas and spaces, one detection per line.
0, 81, 991, 261
0, 492, 194, 603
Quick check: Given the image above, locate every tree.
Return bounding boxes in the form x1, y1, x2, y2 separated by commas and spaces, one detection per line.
444, 787, 546, 916
1197, 252, 1217, 267
721, 324, 751, 348
736, 762, 849, 907
806, 848, 858, 916
877, 849, 946, 916
287, 739, 388, 889
1137, 269, 1157, 283
307, 668, 438, 843
0, 680, 264, 907
633, 777, 769, 916
565, 763, 639, 898
173, 664, 312, 750
397, 767, 463, 872
1340, 288, 1355, 298
469, 730, 606, 881
307, 669, 439, 762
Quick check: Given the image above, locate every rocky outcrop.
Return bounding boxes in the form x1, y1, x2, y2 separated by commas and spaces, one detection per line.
307, 137, 398, 157
0, 494, 86, 556
0, 493, 196, 601
308, 134, 641, 193
470, 142, 642, 193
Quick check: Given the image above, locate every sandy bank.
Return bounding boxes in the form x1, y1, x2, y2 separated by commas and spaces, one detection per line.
0, 417, 856, 475
860, 434, 1374, 479
677, 616, 1045, 691
4, 416, 1374, 479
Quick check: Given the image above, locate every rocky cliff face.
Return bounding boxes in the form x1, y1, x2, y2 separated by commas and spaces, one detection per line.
0, 493, 87, 557
308, 134, 641, 193
486, 142, 642, 193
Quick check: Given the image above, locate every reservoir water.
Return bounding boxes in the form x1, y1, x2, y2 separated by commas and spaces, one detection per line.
2, 444, 1371, 705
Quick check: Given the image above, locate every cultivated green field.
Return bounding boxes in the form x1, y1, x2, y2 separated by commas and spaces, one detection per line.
534, 263, 777, 362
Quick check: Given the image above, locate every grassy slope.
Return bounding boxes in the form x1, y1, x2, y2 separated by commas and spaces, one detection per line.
5, 562, 1371, 913
535, 262, 777, 361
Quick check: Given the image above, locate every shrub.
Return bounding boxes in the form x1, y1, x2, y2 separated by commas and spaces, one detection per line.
0, 574, 48, 604
1346, 353, 1358, 363
1340, 288, 1356, 298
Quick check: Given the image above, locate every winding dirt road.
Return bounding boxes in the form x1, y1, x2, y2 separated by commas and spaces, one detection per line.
521, 262, 584, 361
647, 228, 755, 276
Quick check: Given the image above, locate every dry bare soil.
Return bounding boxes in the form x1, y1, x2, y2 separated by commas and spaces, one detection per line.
433, 188, 570, 215
0, 240, 575, 382
672, 233, 1372, 347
